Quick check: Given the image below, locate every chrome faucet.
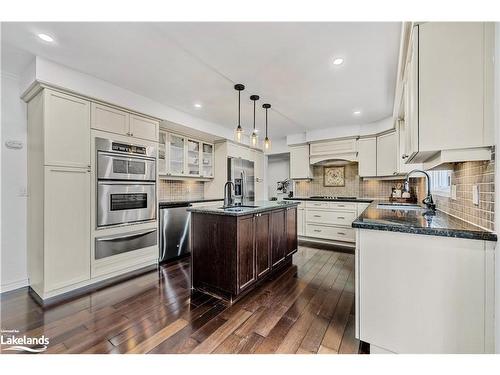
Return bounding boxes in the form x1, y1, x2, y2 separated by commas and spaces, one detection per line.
223, 181, 235, 208
404, 169, 436, 211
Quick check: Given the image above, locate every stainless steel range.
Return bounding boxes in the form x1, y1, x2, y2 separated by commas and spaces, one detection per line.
96, 137, 157, 228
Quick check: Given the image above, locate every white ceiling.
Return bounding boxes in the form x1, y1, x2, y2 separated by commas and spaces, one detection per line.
1, 22, 401, 138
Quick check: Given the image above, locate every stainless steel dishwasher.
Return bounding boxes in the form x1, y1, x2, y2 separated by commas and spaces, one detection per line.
159, 202, 191, 263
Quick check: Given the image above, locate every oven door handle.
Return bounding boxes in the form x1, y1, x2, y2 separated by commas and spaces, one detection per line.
98, 150, 156, 162
97, 181, 156, 186
96, 229, 157, 242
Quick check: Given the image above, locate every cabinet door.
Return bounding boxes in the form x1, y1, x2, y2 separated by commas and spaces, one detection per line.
290, 145, 311, 179
271, 209, 286, 266
168, 134, 185, 175
158, 131, 167, 175
201, 143, 214, 177
253, 150, 265, 201
129, 114, 158, 142
187, 139, 201, 176
44, 166, 90, 291
357, 137, 377, 177
45, 90, 90, 168
91, 103, 129, 136
255, 212, 271, 278
237, 215, 256, 291
285, 207, 298, 257
377, 132, 397, 177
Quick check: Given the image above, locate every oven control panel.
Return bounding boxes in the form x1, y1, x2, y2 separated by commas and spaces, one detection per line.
112, 142, 146, 155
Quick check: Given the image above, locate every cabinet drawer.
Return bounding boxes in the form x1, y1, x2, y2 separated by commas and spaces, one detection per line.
330, 202, 357, 211
305, 201, 330, 209
306, 224, 355, 242
306, 209, 357, 226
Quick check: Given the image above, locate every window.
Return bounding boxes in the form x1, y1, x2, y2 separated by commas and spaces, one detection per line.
429, 170, 452, 197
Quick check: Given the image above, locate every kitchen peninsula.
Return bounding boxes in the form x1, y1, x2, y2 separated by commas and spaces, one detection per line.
188, 201, 299, 303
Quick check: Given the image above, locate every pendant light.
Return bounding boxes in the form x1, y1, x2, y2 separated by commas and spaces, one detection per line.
263, 103, 271, 151
250, 95, 259, 147
234, 84, 245, 142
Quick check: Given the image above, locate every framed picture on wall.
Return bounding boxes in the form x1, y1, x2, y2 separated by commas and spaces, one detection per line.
324, 166, 345, 187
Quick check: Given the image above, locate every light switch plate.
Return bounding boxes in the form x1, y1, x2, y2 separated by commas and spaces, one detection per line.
451, 185, 457, 200
472, 184, 479, 206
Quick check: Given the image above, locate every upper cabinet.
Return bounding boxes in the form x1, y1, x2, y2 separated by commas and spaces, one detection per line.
357, 137, 377, 177
309, 139, 357, 164
358, 132, 398, 177
91, 103, 159, 142
159, 130, 214, 179
403, 22, 493, 164
44, 90, 91, 168
376, 132, 398, 177
290, 144, 313, 180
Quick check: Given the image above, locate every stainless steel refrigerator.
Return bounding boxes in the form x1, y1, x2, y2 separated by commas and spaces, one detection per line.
227, 157, 255, 205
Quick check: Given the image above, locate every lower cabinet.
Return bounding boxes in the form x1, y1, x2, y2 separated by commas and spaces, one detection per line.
191, 207, 298, 302
255, 212, 271, 278
271, 209, 287, 266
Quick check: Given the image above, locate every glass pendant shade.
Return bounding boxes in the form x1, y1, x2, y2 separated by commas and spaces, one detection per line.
234, 84, 245, 142
251, 131, 258, 147
235, 125, 244, 142
264, 136, 271, 151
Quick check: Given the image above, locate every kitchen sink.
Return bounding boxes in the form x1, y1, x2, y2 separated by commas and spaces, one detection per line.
376, 203, 425, 211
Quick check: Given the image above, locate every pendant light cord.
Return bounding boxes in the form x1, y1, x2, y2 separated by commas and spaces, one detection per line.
238, 90, 241, 127
253, 100, 256, 131
265, 108, 268, 137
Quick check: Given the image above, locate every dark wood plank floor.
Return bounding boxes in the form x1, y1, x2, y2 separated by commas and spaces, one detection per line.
0, 246, 360, 354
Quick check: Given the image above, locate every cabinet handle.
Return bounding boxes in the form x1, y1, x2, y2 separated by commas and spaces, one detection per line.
313, 229, 322, 233
313, 215, 321, 218
402, 154, 409, 159
337, 216, 345, 219
393, 171, 398, 175
338, 205, 345, 207
337, 232, 346, 235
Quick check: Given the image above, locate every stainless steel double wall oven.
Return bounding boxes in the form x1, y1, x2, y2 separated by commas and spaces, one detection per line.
96, 137, 157, 228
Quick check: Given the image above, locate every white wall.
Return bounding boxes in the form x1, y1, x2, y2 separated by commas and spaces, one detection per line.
494, 22, 500, 354
267, 154, 290, 199
1, 71, 28, 292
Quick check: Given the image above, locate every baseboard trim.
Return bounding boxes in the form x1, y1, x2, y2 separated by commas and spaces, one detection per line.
0, 278, 29, 294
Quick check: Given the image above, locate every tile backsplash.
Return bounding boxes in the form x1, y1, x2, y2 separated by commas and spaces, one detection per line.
433, 156, 495, 231
158, 180, 204, 201
294, 163, 418, 199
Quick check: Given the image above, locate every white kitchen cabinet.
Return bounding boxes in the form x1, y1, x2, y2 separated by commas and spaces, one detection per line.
91, 103, 159, 142
356, 229, 494, 353
27, 89, 92, 300
376, 132, 398, 177
129, 114, 159, 142
309, 138, 357, 158
44, 89, 90, 168
44, 166, 91, 292
159, 131, 215, 179
357, 137, 377, 177
404, 22, 493, 163
290, 145, 313, 179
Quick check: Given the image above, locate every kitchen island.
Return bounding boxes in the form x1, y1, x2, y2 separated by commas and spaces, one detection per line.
188, 201, 299, 303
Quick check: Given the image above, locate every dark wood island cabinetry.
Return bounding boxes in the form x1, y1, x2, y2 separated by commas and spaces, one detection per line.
189, 202, 299, 303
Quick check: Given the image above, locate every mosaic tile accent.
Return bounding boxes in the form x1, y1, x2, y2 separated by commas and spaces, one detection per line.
434, 154, 495, 231
158, 180, 205, 201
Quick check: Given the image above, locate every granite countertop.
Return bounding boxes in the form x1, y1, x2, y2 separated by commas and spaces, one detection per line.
352, 201, 497, 241
187, 200, 300, 216
284, 197, 374, 203
159, 198, 223, 208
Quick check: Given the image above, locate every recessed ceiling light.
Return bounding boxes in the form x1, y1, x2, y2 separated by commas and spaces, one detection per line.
353, 110, 362, 115
37, 33, 54, 43
333, 57, 344, 65
194, 103, 202, 108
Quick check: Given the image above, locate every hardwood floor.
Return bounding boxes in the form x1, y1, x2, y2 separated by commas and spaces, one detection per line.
0, 246, 361, 354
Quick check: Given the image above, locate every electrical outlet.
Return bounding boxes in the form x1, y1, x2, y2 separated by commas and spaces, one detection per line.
472, 184, 479, 206
451, 185, 457, 200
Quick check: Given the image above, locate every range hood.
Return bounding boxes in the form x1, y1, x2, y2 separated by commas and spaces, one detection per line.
309, 151, 358, 165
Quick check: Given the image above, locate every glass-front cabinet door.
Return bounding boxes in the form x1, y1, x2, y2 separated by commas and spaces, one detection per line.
158, 131, 167, 175
169, 134, 185, 175
202, 143, 214, 177
187, 139, 200, 176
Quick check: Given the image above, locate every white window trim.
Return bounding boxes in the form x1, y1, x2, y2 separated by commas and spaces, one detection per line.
429, 170, 452, 197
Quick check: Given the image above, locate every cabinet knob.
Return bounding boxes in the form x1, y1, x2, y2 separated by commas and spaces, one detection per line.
402, 154, 409, 159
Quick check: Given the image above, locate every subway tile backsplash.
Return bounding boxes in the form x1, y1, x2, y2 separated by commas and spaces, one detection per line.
158, 180, 204, 201
434, 155, 495, 231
